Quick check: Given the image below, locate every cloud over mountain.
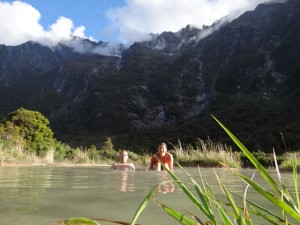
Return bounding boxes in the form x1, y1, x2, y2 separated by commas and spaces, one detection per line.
106, 0, 286, 44
0, 1, 87, 46
0, 0, 287, 48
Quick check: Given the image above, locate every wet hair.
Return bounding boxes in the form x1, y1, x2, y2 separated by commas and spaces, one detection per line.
120, 150, 128, 155
159, 142, 167, 148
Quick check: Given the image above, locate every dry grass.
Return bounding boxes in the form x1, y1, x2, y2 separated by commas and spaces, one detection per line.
169, 138, 241, 168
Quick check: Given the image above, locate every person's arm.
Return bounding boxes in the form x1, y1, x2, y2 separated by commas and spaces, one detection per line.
168, 153, 174, 171
128, 163, 135, 170
111, 163, 116, 169
149, 155, 156, 170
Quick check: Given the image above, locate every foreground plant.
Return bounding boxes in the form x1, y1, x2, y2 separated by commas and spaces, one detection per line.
59, 217, 100, 225
213, 115, 300, 223
128, 115, 300, 225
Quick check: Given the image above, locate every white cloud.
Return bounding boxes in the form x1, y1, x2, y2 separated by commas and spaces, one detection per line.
0, 0, 287, 52
0, 1, 42, 45
0, 1, 86, 46
106, 0, 286, 44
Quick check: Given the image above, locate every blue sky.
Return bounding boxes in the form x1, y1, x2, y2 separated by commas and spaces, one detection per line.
15, 0, 126, 42
0, 0, 283, 47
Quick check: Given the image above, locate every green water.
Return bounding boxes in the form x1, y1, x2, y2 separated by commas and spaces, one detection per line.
0, 166, 297, 225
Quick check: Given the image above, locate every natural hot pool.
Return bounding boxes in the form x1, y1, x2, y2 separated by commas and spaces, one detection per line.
0, 166, 297, 225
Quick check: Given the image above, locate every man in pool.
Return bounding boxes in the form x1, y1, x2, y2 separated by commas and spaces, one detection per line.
111, 150, 135, 170
149, 142, 173, 171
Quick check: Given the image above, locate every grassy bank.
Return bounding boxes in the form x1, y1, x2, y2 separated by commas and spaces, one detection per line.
0, 137, 298, 170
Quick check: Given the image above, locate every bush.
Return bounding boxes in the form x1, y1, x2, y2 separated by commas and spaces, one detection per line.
1, 108, 56, 154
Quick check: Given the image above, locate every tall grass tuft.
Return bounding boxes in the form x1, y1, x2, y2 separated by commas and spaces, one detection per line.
280, 152, 300, 171
0, 138, 34, 165
171, 138, 241, 168
72, 148, 92, 164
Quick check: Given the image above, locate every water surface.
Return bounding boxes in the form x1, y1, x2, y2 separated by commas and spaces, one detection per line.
0, 166, 297, 225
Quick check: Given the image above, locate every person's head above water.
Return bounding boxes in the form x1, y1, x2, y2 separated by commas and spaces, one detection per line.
111, 150, 135, 170
149, 142, 173, 171
157, 142, 167, 158
119, 150, 128, 164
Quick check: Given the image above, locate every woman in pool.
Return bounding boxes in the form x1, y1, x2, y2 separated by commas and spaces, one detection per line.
149, 142, 173, 171
111, 150, 135, 170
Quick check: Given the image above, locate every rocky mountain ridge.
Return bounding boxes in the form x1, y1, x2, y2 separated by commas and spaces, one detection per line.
1, 0, 300, 152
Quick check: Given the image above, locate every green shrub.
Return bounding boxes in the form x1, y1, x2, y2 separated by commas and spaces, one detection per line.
1, 108, 56, 154
280, 152, 300, 170
87, 145, 100, 162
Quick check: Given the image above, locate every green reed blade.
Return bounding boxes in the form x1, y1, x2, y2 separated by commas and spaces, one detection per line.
184, 209, 215, 225
178, 164, 216, 222
60, 217, 100, 225
273, 149, 293, 203
293, 162, 300, 211
197, 166, 210, 200
215, 170, 246, 225
252, 209, 291, 225
130, 184, 158, 225
217, 207, 235, 225
204, 183, 241, 222
154, 198, 198, 225
207, 190, 235, 225
233, 170, 300, 222
161, 162, 217, 224
92, 217, 141, 225
273, 149, 290, 224
232, 192, 285, 223
212, 115, 282, 196
243, 176, 253, 225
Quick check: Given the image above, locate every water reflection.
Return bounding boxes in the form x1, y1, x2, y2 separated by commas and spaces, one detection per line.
119, 171, 135, 192
157, 173, 175, 194
120, 171, 128, 192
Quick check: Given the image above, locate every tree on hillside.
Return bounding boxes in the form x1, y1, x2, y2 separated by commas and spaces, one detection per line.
0, 121, 20, 142
1, 108, 56, 154
101, 137, 113, 150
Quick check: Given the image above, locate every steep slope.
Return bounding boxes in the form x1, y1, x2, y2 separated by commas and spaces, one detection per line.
0, 0, 299, 152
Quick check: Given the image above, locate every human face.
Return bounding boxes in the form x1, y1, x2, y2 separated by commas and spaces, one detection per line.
158, 144, 167, 157
120, 151, 128, 163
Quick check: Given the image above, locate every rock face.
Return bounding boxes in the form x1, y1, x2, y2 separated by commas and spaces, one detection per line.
1, 0, 300, 151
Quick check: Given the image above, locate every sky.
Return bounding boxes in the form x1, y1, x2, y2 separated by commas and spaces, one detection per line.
0, 0, 285, 48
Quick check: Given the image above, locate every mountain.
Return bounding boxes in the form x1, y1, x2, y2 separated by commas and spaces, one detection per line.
1, 0, 300, 153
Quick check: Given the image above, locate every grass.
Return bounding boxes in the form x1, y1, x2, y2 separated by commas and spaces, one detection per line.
170, 138, 241, 168
0, 136, 240, 168
1, 134, 297, 171
0, 139, 34, 165
280, 152, 300, 171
